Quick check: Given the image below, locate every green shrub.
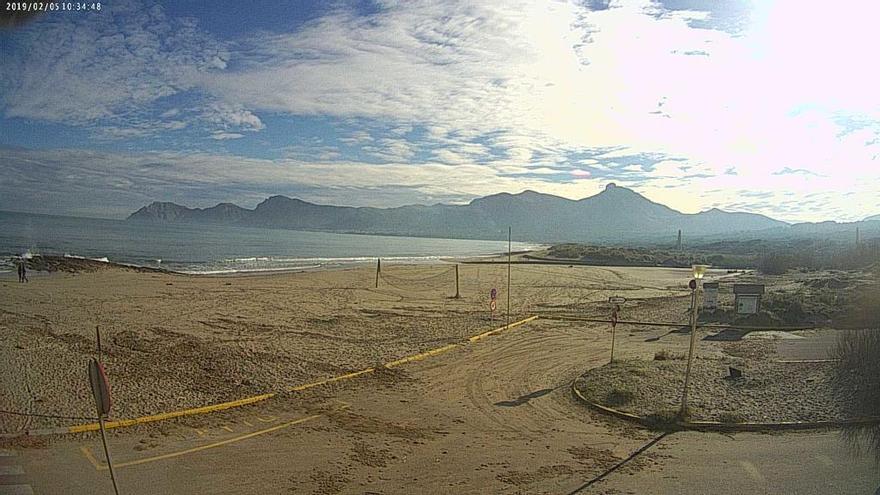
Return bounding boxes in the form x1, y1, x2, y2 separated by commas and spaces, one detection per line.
833, 329, 880, 460
758, 253, 790, 275
654, 349, 685, 361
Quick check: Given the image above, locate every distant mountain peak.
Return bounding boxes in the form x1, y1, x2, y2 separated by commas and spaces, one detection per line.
597, 183, 641, 197
128, 186, 789, 242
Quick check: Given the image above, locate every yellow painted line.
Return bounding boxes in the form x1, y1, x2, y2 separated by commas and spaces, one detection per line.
80, 444, 102, 470
46, 315, 540, 437
384, 343, 459, 368
81, 413, 323, 471
468, 315, 539, 342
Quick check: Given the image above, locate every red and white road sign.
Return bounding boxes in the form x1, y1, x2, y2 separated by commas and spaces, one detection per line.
88, 358, 112, 417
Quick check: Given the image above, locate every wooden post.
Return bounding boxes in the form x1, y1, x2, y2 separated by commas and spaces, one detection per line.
609, 305, 618, 364
507, 227, 511, 329
454, 264, 460, 299
375, 258, 381, 288
609, 321, 616, 364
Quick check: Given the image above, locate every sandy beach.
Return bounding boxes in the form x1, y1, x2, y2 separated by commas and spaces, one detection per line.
0, 258, 700, 433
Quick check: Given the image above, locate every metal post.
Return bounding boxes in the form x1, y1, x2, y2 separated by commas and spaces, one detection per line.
94, 325, 120, 495
680, 285, 699, 416
375, 258, 381, 288
454, 264, 460, 299
98, 416, 121, 495
507, 227, 511, 329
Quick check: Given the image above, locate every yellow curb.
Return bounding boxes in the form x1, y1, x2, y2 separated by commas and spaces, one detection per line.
11, 315, 539, 437
67, 393, 277, 434
468, 315, 539, 342
384, 344, 460, 368
286, 368, 376, 392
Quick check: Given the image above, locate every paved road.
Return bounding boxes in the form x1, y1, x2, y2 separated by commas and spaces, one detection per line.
0, 449, 33, 495
9, 319, 880, 494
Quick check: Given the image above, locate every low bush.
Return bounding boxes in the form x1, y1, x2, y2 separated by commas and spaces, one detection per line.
654, 349, 685, 361
832, 329, 880, 460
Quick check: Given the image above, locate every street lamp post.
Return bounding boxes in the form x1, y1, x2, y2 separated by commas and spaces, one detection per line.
680, 264, 709, 417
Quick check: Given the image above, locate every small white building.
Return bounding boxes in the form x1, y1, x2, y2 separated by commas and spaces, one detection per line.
734, 284, 765, 314
702, 282, 719, 310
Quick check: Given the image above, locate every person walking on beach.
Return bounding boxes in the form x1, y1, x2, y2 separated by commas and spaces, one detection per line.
17, 258, 28, 283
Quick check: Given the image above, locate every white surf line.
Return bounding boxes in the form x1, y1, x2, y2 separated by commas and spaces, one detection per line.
0, 450, 34, 495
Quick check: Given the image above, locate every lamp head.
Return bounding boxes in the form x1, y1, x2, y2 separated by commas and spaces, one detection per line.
692, 264, 709, 280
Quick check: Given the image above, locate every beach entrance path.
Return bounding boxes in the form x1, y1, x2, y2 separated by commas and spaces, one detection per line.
9, 317, 878, 494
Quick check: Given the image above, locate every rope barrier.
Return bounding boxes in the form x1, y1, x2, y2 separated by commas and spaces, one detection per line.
379, 266, 455, 283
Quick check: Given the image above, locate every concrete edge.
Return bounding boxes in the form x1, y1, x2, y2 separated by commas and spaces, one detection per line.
1, 315, 540, 439
570, 376, 880, 432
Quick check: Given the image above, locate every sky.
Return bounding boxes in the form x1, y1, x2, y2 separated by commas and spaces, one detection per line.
1, 0, 879, 222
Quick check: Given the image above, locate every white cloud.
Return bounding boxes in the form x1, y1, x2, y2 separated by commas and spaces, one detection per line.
0, 147, 604, 217
202, 103, 264, 132
211, 132, 245, 140
0, 1, 241, 137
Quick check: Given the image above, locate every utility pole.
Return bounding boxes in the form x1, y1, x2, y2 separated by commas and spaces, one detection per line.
454, 264, 460, 299
677, 229, 682, 251
507, 227, 511, 329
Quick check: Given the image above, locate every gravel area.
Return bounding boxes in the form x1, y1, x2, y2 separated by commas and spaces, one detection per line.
575, 353, 853, 423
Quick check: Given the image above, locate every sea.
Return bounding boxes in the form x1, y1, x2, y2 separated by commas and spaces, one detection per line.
0, 211, 539, 275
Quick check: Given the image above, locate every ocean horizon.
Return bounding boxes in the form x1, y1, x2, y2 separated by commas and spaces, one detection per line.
0, 210, 541, 275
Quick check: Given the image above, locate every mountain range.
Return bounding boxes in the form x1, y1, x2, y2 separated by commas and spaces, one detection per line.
127, 183, 877, 243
